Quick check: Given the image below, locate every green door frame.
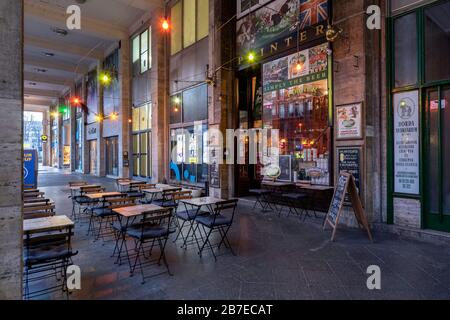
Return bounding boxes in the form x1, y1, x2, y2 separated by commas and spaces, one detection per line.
387, 0, 450, 232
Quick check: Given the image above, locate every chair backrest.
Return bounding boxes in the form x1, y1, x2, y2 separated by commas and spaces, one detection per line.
23, 192, 45, 199
138, 183, 156, 191
107, 197, 136, 209
69, 181, 88, 187
24, 225, 74, 266
24, 198, 52, 204
140, 209, 173, 235
171, 190, 192, 202
80, 186, 104, 194
23, 204, 56, 220
214, 199, 238, 222
129, 182, 146, 191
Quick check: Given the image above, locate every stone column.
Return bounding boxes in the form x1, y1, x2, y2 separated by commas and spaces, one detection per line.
70, 85, 77, 172
42, 110, 51, 166
151, 11, 169, 183
97, 62, 106, 177
0, 0, 23, 299
82, 80, 90, 174
57, 98, 64, 169
331, 0, 385, 226
119, 38, 131, 178
208, 0, 236, 199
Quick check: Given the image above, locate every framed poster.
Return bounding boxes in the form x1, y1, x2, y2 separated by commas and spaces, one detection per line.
208, 125, 221, 188
278, 155, 292, 181
336, 103, 363, 140
393, 90, 420, 195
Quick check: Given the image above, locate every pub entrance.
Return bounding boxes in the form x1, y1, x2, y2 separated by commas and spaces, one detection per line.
234, 66, 263, 197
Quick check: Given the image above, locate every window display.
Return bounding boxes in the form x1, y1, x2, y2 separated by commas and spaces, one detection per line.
262, 43, 330, 185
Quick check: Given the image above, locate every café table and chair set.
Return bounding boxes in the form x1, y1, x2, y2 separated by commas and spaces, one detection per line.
22, 188, 77, 300
65, 179, 240, 284
250, 180, 334, 222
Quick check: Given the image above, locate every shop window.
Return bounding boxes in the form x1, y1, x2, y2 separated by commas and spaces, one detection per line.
131, 27, 152, 75
425, 2, 450, 83
182, 84, 208, 122
103, 49, 119, 116
170, 124, 208, 184
262, 43, 330, 185
394, 13, 418, 88
170, 84, 208, 124
171, 0, 209, 55
197, 0, 209, 40
89, 140, 98, 175
132, 103, 152, 178
171, 2, 183, 55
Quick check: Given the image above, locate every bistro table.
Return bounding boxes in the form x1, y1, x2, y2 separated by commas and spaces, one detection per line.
24, 215, 74, 234
112, 204, 165, 267
69, 184, 101, 191
179, 197, 224, 250
142, 185, 182, 203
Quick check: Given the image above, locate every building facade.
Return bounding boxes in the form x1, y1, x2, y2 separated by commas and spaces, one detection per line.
43, 0, 450, 236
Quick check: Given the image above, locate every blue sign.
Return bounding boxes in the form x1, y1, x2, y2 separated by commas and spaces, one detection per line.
24, 149, 38, 189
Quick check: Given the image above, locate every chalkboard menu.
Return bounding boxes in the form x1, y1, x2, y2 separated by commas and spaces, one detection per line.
338, 147, 361, 204
327, 173, 349, 225
324, 172, 372, 242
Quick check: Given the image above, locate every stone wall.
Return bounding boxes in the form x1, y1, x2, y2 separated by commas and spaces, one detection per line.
0, 0, 23, 300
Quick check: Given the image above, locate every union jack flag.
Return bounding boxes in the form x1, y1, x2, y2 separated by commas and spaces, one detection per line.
298, 0, 328, 30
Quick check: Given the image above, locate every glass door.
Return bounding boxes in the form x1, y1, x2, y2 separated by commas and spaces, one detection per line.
424, 86, 450, 232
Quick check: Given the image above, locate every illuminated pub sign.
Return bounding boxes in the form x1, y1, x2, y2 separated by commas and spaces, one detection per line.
236, 0, 329, 67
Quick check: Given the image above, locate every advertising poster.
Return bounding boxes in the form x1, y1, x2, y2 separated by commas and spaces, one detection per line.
236, 0, 328, 58
24, 149, 38, 189
336, 103, 363, 140
262, 42, 328, 93
393, 90, 420, 195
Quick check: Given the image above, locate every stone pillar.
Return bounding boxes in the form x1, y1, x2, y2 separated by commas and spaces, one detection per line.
42, 110, 51, 166
332, 0, 385, 226
119, 38, 131, 178
208, 0, 236, 199
151, 11, 169, 183
70, 85, 77, 172
57, 98, 64, 169
97, 62, 106, 177
0, 0, 23, 300
82, 80, 90, 174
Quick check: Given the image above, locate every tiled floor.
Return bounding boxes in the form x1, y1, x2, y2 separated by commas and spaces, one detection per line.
30, 167, 450, 300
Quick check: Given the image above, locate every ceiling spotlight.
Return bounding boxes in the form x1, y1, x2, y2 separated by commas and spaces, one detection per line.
35, 68, 47, 73
44, 52, 55, 57
29, 82, 37, 86
51, 27, 68, 36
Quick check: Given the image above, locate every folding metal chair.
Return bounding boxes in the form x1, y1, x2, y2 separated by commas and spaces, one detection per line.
23, 225, 78, 300
194, 199, 238, 260
125, 208, 175, 284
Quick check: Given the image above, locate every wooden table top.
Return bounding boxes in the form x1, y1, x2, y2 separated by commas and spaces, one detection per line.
70, 184, 101, 190
24, 189, 39, 193
296, 183, 334, 191
24, 215, 74, 234
86, 192, 123, 199
262, 181, 294, 187
181, 197, 225, 207
113, 204, 164, 218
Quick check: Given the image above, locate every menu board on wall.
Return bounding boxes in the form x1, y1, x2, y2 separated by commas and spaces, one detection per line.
393, 90, 420, 195
337, 147, 361, 204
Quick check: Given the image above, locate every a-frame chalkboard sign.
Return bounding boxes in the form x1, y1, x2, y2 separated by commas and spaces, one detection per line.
323, 172, 373, 242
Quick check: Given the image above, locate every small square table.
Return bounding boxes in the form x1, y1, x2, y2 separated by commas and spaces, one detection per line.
24, 215, 74, 235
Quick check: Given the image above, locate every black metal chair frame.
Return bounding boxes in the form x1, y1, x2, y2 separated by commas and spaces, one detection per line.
23, 226, 78, 300
124, 209, 174, 284
194, 199, 238, 261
